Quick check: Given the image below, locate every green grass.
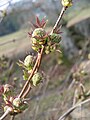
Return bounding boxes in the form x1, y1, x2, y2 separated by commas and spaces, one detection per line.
0, 29, 26, 42
0, 28, 32, 57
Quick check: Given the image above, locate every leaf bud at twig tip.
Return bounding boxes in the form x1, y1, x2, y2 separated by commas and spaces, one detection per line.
61, 0, 72, 7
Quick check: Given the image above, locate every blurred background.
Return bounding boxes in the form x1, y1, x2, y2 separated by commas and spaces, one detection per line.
0, 0, 90, 120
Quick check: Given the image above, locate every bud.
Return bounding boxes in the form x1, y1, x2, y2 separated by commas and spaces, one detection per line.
32, 28, 47, 51
32, 72, 42, 86
13, 98, 21, 107
24, 55, 34, 69
32, 28, 46, 38
50, 33, 61, 43
61, 0, 72, 7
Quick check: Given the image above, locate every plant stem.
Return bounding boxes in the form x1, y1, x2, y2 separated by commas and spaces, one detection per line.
0, 109, 10, 120
18, 6, 68, 99
58, 98, 90, 120
22, 46, 45, 98
51, 6, 67, 33
18, 46, 45, 98
22, 83, 32, 98
0, 4, 69, 120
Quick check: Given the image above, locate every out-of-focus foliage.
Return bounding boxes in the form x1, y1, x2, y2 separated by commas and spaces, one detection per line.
0, 13, 20, 36
64, 0, 90, 27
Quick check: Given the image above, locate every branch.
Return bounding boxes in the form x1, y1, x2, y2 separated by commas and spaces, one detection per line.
0, 3, 69, 120
19, 6, 68, 98
0, 109, 11, 120
22, 81, 32, 98
18, 45, 45, 98
51, 6, 67, 33
58, 98, 90, 120
22, 45, 45, 98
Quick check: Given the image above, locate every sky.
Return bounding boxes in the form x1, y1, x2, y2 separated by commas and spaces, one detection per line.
0, 0, 21, 10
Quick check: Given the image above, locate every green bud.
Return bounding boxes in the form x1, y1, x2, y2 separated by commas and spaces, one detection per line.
32, 72, 42, 86
24, 55, 34, 69
13, 98, 21, 108
32, 28, 46, 38
61, 0, 72, 7
50, 33, 61, 43
32, 28, 47, 47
